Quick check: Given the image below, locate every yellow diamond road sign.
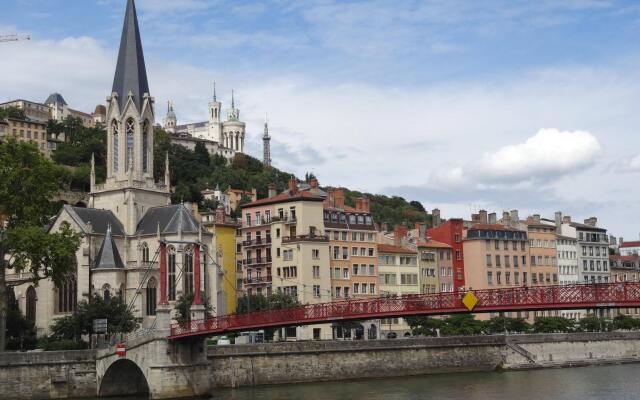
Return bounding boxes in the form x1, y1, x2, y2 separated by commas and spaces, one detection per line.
462, 291, 478, 311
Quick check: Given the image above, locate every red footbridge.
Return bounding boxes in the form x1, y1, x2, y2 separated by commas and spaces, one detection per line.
169, 282, 640, 340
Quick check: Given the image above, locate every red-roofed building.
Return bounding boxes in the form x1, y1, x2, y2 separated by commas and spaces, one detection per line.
428, 219, 465, 291
620, 240, 640, 256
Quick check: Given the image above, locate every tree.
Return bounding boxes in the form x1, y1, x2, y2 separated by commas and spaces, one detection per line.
5, 289, 36, 351
405, 316, 442, 336
48, 294, 138, 342
173, 293, 214, 325
532, 316, 574, 333
483, 317, 530, 334
194, 141, 210, 166
236, 293, 300, 314
0, 138, 82, 351
409, 200, 426, 212
578, 315, 611, 332
613, 314, 640, 330
0, 106, 26, 120
439, 314, 484, 336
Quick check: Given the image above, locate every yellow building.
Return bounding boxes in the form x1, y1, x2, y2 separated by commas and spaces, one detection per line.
1, 118, 51, 156
201, 206, 240, 315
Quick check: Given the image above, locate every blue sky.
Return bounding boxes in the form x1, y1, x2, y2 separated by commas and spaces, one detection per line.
2, 0, 640, 238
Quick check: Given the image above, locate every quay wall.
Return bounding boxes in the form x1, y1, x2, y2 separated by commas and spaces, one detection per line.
0, 350, 96, 399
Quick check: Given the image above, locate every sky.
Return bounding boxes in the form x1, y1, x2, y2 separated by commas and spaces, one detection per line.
2, 0, 640, 238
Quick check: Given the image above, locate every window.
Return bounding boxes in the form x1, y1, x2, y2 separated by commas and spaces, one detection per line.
512, 241, 517, 250
343, 268, 349, 279
504, 240, 508, 250
456, 250, 461, 260
112, 120, 119, 172
454, 233, 460, 242
487, 272, 493, 285
497, 271, 502, 284
352, 247, 358, 256
142, 120, 149, 173
313, 285, 321, 298
56, 274, 77, 313
354, 283, 360, 294
521, 241, 525, 251
522, 256, 526, 266
495, 240, 500, 250
312, 249, 320, 259
313, 265, 320, 278
183, 247, 194, 295
360, 247, 366, 256
168, 247, 176, 301
353, 264, 359, 275
504, 255, 510, 267
495, 255, 501, 267
368, 248, 375, 257
513, 255, 518, 267
146, 278, 157, 316
505, 272, 511, 284
370, 284, 376, 294
485, 240, 491, 251
141, 242, 150, 262
125, 118, 134, 171
486, 254, 492, 266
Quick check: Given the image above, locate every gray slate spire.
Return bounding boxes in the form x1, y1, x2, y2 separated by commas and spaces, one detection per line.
94, 225, 125, 269
112, 0, 150, 112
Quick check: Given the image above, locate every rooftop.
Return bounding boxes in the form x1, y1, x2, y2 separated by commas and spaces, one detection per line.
378, 243, 416, 254
416, 239, 451, 249
242, 190, 324, 208
620, 241, 640, 248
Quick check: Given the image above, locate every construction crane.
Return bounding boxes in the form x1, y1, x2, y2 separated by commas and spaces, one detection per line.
0, 34, 31, 43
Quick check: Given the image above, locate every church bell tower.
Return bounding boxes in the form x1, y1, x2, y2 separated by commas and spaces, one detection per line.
91, 0, 170, 234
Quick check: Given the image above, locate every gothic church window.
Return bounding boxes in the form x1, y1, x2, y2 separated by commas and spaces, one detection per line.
56, 274, 77, 313
26, 286, 37, 323
141, 242, 149, 262
112, 120, 119, 172
125, 118, 135, 170
146, 278, 157, 316
168, 246, 177, 301
183, 246, 194, 295
142, 120, 149, 173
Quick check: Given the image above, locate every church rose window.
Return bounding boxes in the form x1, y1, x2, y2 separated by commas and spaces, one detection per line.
125, 118, 135, 171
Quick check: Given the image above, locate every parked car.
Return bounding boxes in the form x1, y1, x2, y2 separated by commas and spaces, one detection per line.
217, 336, 231, 345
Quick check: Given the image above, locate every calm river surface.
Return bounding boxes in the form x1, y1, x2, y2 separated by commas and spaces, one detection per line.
93, 363, 640, 400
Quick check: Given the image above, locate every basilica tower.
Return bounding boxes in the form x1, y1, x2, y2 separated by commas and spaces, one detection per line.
263, 115, 271, 167
91, 0, 170, 234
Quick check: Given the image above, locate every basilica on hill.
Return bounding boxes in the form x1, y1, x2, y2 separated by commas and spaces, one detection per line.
9, 0, 225, 336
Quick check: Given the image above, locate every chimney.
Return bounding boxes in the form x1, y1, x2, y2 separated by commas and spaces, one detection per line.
488, 212, 497, 224
479, 209, 488, 224
563, 215, 572, 224
355, 198, 363, 211
418, 223, 427, 241
215, 205, 225, 224
502, 211, 511, 226
533, 214, 540, 223
288, 177, 298, 194
432, 208, 441, 226
584, 217, 597, 227
510, 209, 519, 226
471, 213, 479, 223
555, 211, 562, 233
309, 178, 318, 189
394, 224, 408, 247
268, 183, 277, 198
333, 188, 345, 209
362, 197, 370, 213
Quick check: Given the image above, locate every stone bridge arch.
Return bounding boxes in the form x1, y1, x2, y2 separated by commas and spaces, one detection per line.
99, 358, 149, 397
96, 333, 210, 399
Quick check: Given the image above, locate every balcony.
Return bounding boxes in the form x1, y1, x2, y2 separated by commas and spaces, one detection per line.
242, 257, 272, 266
242, 217, 272, 228
282, 234, 329, 244
242, 237, 272, 247
243, 276, 273, 285
270, 214, 297, 224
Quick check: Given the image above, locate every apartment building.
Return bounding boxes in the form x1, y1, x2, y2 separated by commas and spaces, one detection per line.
324, 188, 378, 300
609, 255, 640, 318
240, 178, 331, 340
557, 235, 579, 285
200, 206, 240, 315
378, 243, 418, 338
428, 218, 465, 291
524, 215, 558, 286
620, 240, 640, 256
557, 214, 609, 283
416, 239, 450, 294
2, 118, 50, 155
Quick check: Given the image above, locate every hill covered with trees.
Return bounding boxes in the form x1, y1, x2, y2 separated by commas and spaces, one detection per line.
49, 118, 431, 228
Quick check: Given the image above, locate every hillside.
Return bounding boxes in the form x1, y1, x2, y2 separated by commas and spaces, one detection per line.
50, 118, 431, 228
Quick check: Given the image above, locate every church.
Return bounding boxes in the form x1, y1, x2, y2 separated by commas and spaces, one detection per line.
10, 0, 225, 336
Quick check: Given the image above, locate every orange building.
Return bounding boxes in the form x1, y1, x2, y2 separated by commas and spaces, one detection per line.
524, 215, 558, 286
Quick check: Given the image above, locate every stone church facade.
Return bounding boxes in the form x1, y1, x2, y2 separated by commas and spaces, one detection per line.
10, 0, 225, 336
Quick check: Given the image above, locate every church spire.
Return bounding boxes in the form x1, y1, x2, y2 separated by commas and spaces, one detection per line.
112, 0, 149, 111
213, 81, 217, 101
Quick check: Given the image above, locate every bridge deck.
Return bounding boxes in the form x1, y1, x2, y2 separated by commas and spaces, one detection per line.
169, 282, 640, 339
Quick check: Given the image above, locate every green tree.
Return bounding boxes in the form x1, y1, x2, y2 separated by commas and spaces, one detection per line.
173, 293, 214, 324
439, 314, 483, 336
0, 138, 82, 350
236, 293, 300, 314
5, 289, 37, 351
613, 314, 640, 330
48, 294, 138, 342
405, 316, 443, 336
532, 316, 574, 333
578, 315, 611, 332
483, 317, 530, 334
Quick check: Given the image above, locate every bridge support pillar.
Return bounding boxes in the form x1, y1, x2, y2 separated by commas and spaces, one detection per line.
155, 305, 172, 334
191, 304, 205, 322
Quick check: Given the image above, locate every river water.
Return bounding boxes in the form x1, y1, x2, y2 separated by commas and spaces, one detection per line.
209, 364, 640, 400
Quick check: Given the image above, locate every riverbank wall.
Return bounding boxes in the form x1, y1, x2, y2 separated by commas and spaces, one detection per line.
208, 332, 640, 388
0, 349, 96, 399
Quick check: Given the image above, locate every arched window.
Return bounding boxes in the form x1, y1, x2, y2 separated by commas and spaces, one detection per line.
26, 286, 37, 323
183, 246, 194, 295
146, 278, 157, 316
56, 274, 77, 313
142, 120, 149, 173
103, 284, 111, 301
235, 132, 239, 150
112, 120, 119, 172
141, 242, 149, 262
125, 118, 135, 171
168, 246, 177, 301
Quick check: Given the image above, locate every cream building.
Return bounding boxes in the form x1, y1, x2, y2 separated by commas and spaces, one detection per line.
8, 0, 223, 336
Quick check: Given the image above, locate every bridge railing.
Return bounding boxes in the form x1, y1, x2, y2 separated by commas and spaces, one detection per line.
170, 282, 640, 338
